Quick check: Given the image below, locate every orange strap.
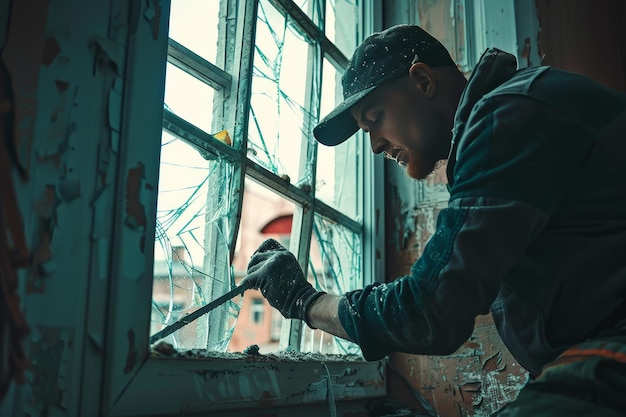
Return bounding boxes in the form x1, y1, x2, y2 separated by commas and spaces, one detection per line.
557, 346, 626, 365
537, 343, 626, 381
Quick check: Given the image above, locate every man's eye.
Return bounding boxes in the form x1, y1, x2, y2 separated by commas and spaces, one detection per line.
365, 111, 380, 126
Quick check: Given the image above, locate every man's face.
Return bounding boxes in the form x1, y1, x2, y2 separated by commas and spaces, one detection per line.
349, 75, 450, 180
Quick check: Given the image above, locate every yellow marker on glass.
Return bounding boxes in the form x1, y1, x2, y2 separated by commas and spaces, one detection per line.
212, 129, 232, 146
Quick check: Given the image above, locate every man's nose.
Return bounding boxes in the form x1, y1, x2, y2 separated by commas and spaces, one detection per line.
369, 133, 388, 155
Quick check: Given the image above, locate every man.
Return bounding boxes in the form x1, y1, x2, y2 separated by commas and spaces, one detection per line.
243, 24, 626, 415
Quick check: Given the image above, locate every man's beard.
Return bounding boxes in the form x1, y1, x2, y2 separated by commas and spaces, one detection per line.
407, 149, 439, 180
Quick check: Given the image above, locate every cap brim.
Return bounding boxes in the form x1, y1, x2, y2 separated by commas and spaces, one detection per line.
313, 86, 377, 146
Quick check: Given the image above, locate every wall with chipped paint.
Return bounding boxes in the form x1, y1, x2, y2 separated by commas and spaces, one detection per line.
0, 0, 166, 415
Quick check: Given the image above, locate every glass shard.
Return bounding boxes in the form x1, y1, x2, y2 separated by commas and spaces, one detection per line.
151, 132, 239, 351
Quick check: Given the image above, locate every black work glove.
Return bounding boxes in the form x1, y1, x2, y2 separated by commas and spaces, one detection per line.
242, 238, 326, 328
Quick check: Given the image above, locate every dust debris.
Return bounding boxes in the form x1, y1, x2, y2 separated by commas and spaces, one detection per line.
243, 344, 260, 356
149, 342, 363, 362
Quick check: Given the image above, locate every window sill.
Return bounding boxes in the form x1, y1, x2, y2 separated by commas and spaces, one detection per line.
108, 353, 386, 416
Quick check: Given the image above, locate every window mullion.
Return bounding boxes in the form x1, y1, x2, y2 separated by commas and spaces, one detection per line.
162, 109, 240, 162
270, 0, 349, 69
279, 203, 315, 350
167, 39, 232, 90
226, 0, 258, 262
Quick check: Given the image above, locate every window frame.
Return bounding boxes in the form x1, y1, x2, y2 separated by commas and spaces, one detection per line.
100, 0, 386, 415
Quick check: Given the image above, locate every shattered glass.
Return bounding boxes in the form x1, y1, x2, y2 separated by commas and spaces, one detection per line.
316, 138, 360, 220
227, 178, 296, 354
301, 214, 362, 355
248, 0, 318, 186
325, 0, 361, 57
150, 132, 240, 351
291, 0, 323, 26
317, 57, 360, 219
150, 0, 367, 357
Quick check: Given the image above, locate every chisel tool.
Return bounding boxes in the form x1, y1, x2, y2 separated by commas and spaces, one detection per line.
149, 280, 253, 344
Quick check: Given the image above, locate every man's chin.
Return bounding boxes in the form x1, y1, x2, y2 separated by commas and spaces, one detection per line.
406, 156, 432, 180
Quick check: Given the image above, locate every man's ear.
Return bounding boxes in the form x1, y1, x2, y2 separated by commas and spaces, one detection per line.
408, 63, 436, 98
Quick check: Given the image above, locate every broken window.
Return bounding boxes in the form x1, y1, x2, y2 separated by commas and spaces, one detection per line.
99, 1, 388, 414
150, 0, 371, 356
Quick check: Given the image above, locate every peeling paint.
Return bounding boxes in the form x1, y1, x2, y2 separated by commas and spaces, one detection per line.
125, 163, 147, 230
192, 367, 283, 404
520, 37, 532, 67
108, 76, 123, 153
303, 379, 328, 403
26, 326, 73, 415
37, 82, 76, 169
143, 0, 163, 40
28, 185, 59, 293
91, 34, 124, 74
124, 329, 138, 374
42, 37, 61, 66
54, 79, 68, 92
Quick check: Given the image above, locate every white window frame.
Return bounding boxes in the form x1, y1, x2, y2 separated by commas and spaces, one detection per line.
98, 0, 387, 415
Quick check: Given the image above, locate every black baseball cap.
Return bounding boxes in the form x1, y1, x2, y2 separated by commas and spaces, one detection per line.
313, 24, 455, 146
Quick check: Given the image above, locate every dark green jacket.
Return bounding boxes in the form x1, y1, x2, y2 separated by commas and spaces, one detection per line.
339, 48, 626, 376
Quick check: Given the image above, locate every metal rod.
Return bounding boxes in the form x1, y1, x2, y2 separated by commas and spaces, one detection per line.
149, 281, 253, 345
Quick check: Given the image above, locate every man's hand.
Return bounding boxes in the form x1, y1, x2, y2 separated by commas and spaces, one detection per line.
241, 239, 326, 327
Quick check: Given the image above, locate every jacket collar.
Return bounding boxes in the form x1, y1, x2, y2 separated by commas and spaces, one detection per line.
446, 48, 518, 186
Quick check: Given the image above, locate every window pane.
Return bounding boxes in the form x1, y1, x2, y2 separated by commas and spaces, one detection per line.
151, 132, 239, 351
168, 0, 221, 65
316, 139, 361, 219
291, 0, 323, 26
301, 214, 362, 355
229, 178, 296, 354
325, 0, 361, 57
248, 0, 317, 185
317, 58, 360, 219
164, 63, 215, 133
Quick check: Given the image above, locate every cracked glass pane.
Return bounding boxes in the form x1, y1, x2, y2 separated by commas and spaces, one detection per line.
325, 0, 361, 57
150, 132, 240, 351
229, 178, 296, 354
317, 57, 360, 219
291, 0, 323, 26
168, 0, 221, 65
248, 0, 318, 185
301, 214, 362, 355
164, 62, 215, 134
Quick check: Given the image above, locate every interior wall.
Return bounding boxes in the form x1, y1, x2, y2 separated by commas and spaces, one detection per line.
535, 0, 626, 92
0, 1, 168, 415
382, 1, 626, 416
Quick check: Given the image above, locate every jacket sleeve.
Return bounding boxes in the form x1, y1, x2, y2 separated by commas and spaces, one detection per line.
338, 95, 597, 361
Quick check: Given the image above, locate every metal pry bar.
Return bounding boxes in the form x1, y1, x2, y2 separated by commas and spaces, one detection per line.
149, 281, 253, 345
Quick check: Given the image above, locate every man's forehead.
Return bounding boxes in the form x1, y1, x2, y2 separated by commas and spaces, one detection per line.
349, 91, 378, 118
